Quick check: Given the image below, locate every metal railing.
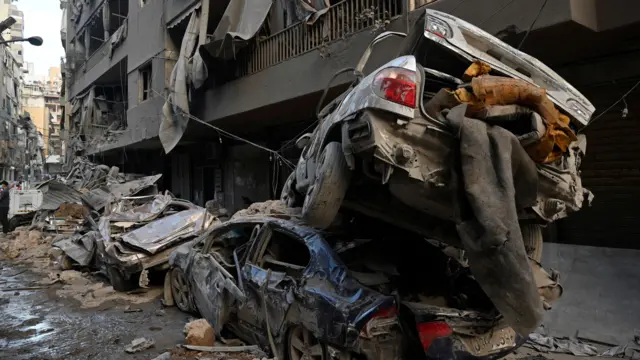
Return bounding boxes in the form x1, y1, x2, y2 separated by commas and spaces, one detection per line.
240, 0, 402, 76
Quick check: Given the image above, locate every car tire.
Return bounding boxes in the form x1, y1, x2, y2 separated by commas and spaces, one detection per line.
280, 172, 302, 207
170, 268, 193, 313
8, 217, 20, 232
288, 325, 327, 360
522, 223, 543, 263
302, 142, 350, 229
107, 266, 136, 292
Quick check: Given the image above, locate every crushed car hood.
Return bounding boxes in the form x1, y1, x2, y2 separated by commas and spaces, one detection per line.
119, 208, 216, 255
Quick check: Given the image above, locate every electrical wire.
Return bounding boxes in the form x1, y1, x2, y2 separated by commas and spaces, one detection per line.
152, 89, 295, 169
479, 0, 519, 26
581, 78, 640, 132
517, 0, 549, 50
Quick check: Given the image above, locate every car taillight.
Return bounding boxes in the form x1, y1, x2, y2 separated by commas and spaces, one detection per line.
417, 321, 453, 351
360, 307, 398, 339
373, 68, 417, 108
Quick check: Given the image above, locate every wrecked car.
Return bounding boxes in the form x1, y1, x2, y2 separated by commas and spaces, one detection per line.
166, 215, 562, 360
52, 191, 217, 291
280, 9, 594, 255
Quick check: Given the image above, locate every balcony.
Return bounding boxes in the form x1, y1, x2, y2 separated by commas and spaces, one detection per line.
239, 0, 402, 76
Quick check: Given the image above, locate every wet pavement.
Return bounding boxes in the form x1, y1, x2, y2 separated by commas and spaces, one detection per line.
0, 261, 190, 360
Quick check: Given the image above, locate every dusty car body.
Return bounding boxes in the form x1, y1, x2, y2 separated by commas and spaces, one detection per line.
166, 215, 561, 360
281, 9, 593, 234
53, 192, 217, 291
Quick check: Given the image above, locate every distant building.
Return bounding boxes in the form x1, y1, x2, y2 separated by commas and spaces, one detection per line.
21, 66, 63, 159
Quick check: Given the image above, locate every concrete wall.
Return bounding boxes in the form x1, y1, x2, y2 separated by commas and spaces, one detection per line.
69, 0, 166, 99
542, 243, 640, 346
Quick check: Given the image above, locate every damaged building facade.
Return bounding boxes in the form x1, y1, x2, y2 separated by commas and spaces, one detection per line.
61, 0, 640, 251
0, 32, 40, 181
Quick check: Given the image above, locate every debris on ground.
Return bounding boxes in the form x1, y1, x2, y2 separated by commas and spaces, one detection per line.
231, 200, 301, 220
39, 269, 163, 308
124, 337, 155, 353
150, 352, 172, 360
0, 229, 54, 267
184, 319, 215, 347
527, 328, 640, 358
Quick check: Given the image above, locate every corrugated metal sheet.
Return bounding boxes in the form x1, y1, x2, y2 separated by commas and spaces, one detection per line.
36, 180, 83, 211
558, 81, 640, 250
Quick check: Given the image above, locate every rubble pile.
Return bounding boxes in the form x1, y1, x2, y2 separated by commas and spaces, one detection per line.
4, 157, 217, 295
63, 156, 126, 191
40, 269, 164, 308
0, 229, 54, 264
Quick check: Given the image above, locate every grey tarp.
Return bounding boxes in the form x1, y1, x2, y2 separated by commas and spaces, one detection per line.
445, 104, 543, 337
159, 12, 200, 154
204, 0, 273, 60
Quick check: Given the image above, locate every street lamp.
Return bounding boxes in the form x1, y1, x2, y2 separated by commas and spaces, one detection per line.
0, 36, 44, 46
0, 17, 43, 47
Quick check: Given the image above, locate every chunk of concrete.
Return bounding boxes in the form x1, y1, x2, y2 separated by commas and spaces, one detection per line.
184, 319, 215, 347
151, 352, 171, 360
124, 337, 155, 353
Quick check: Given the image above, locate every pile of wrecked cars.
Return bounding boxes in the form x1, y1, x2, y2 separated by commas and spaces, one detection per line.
49, 159, 216, 291
161, 9, 591, 360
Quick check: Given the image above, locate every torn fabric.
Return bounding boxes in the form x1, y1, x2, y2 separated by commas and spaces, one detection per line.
445, 104, 543, 337
203, 0, 273, 60
454, 74, 577, 164
159, 12, 200, 154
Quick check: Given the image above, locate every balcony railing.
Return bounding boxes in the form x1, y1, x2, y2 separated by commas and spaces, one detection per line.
239, 0, 402, 76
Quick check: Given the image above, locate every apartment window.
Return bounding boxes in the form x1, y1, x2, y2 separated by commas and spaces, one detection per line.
139, 63, 152, 103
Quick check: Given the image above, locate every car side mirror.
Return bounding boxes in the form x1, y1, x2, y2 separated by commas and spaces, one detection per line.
295, 133, 312, 149
355, 31, 407, 74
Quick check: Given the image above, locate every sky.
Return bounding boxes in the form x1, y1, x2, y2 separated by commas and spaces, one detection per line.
16, 0, 65, 77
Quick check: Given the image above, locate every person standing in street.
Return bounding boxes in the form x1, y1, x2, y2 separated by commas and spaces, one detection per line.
0, 180, 16, 234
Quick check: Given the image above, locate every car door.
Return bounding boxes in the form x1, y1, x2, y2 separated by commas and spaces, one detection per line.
239, 224, 310, 338
189, 225, 246, 334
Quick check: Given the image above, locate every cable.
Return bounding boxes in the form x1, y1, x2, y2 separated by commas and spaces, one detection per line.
153, 89, 295, 169
479, 0, 519, 26
581, 79, 640, 132
517, 0, 549, 50
449, 0, 467, 14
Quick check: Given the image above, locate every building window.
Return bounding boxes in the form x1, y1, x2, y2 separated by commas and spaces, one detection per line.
139, 63, 152, 103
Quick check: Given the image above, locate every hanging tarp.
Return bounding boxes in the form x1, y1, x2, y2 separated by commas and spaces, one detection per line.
203, 0, 272, 60
159, 12, 200, 154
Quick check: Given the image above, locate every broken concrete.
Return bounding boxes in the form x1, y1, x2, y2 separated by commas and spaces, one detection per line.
184, 319, 216, 347
124, 337, 155, 353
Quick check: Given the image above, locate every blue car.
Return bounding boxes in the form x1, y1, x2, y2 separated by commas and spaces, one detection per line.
167, 215, 526, 360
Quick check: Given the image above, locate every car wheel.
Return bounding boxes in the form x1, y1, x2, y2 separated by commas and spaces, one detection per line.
8, 217, 19, 232
171, 268, 192, 313
107, 266, 136, 292
281, 172, 302, 207
522, 223, 543, 262
302, 142, 350, 228
288, 325, 326, 360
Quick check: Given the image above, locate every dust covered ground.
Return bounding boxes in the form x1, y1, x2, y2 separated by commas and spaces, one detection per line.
0, 230, 259, 360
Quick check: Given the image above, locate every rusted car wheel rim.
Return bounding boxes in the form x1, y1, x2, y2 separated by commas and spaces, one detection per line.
288, 325, 325, 360
171, 268, 191, 312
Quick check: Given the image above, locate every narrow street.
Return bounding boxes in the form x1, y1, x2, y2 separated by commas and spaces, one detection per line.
0, 259, 191, 360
